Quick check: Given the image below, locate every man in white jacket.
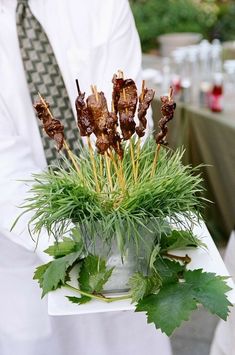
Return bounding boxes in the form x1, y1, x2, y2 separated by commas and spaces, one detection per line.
0, 1, 172, 354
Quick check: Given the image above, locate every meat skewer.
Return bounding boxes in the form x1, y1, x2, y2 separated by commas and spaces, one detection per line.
89, 85, 113, 191
75, 80, 94, 137
151, 87, 176, 177
136, 82, 155, 138
34, 94, 65, 151
135, 80, 155, 182
34, 93, 81, 175
75, 80, 100, 192
155, 87, 176, 145
112, 73, 138, 140
86, 89, 110, 155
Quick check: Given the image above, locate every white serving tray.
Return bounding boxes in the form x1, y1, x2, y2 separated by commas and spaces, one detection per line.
48, 221, 235, 316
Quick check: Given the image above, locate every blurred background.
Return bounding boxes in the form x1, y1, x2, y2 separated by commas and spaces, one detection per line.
129, 2, 235, 353
129, 0, 235, 242
130, 0, 235, 54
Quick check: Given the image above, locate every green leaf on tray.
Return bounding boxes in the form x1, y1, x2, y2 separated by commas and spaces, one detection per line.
154, 257, 186, 285
34, 251, 82, 297
184, 269, 232, 320
129, 272, 162, 303
136, 259, 232, 336
44, 237, 83, 258
79, 255, 114, 293
33, 262, 52, 288
160, 230, 203, 252
136, 282, 198, 336
66, 295, 91, 305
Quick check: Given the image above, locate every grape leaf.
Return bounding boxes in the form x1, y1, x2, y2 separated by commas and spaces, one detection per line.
136, 282, 198, 336
136, 264, 232, 336
154, 257, 186, 285
79, 255, 114, 293
33, 262, 52, 288
129, 272, 162, 303
45, 238, 83, 258
160, 230, 202, 252
184, 269, 232, 320
38, 251, 82, 297
66, 295, 91, 305
44, 237, 82, 258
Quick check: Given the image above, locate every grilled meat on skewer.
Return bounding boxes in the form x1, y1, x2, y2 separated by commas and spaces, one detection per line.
155, 89, 176, 145
136, 88, 155, 137
34, 100, 64, 151
112, 74, 124, 115
75, 91, 94, 136
112, 75, 138, 140
86, 91, 111, 154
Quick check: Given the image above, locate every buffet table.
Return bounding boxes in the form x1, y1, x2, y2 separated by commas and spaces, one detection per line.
152, 99, 235, 242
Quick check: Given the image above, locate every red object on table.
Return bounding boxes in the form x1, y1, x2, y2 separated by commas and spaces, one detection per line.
209, 73, 223, 113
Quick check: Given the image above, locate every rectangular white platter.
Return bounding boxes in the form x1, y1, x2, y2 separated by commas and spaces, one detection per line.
48, 220, 235, 316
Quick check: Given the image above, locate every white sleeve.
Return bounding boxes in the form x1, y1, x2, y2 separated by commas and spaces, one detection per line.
100, 0, 153, 133
92, 0, 142, 92
0, 96, 51, 262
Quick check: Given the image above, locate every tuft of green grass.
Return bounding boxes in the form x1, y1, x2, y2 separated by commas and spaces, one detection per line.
18, 138, 205, 251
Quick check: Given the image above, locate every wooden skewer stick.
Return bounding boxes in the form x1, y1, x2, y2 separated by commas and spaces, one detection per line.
37, 92, 81, 176
150, 143, 161, 178
87, 135, 100, 193
105, 150, 113, 191
91, 85, 99, 102
108, 149, 125, 192
99, 154, 103, 180
75, 79, 81, 95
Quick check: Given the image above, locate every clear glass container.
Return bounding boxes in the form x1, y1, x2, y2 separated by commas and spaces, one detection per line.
79, 219, 164, 293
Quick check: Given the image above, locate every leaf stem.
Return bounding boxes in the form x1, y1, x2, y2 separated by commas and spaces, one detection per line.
163, 253, 191, 264
65, 283, 131, 303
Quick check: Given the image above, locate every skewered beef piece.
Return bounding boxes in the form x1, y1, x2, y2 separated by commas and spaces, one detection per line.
136, 88, 155, 137
155, 90, 176, 145
75, 91, 94, 136
87, 91, 124, 158
112, 74, 124, 114
86, 92, 111, 154
116, 79, 138, 140
95, 135, 110, 155
87, 92, 108, 132
34, 100, 64, 151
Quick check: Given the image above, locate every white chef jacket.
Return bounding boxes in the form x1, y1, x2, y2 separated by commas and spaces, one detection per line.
0, 1, 172, 354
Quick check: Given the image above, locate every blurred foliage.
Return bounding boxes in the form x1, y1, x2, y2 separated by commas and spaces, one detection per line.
211, 2, 235, 41
130, 0, 235, 52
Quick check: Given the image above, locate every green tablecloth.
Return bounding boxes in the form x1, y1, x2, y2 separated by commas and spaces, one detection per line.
152, 100, 235, 242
